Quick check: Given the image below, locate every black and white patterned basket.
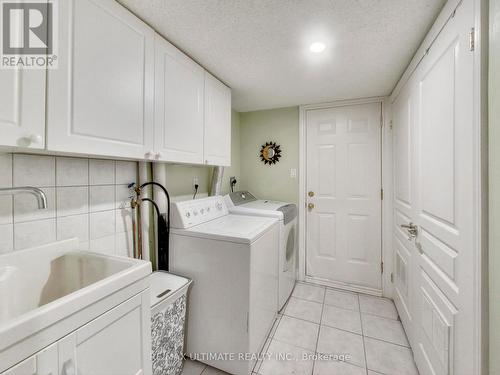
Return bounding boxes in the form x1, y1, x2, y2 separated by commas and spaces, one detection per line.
151, 293, 187, 375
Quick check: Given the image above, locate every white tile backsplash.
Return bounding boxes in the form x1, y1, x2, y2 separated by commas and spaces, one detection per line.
13, 154, 55, 187
115, 161, 137, 185
0, 224, 13, 253
57, 186, 89, 216
14, 218, 57, 250
90, 235, 115, 255
115, 184, 132, 209
90, 185, 115, 212
0, 154, 12, 188
0, 154, 138, 255
89, 159, 115, 185
116, 208, 133, 233
115, 230, 133, 257
57, 214, 89, 242
56, 157, 89, 186
90, 210, 115, 240
14, 187, 56, 223
0, 196, 13, 225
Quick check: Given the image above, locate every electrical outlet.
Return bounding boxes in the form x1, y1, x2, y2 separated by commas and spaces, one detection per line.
193, 176, 199, 187
290, 168, 297, 178
229, 176, 237, 186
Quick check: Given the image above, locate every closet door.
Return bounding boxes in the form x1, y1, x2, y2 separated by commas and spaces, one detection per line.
47, 0, 155, 160
410, 1, 475, 374
154, 34, 205, 163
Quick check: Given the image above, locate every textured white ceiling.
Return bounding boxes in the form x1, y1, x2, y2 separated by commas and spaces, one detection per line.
118, 0, 445, 112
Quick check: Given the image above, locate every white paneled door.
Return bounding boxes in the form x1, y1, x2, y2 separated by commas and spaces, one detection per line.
305, 102, 382, 291
392, 1, 476, 374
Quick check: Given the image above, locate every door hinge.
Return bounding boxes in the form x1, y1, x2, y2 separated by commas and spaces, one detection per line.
390, 273, 394, 283
381, 262, 384, 274
389, 120, 393, 130
469, 27, 475, 51
381, 189, 384, 200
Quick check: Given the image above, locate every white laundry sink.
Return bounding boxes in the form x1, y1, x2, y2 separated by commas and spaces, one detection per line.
0, 238, 151, 355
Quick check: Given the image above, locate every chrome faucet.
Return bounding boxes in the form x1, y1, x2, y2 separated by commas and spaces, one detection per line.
0, 187, 47, 209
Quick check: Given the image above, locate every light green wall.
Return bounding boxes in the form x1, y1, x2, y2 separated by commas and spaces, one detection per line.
239, 107, 299, 204
164, 164, 213, 197
163, 110, 241, 197
221, 110, 241, 195
490, 0, 500, 372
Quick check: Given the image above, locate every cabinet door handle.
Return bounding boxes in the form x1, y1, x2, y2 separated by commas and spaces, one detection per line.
28, 133, 43, 146
61, 359, 75, 375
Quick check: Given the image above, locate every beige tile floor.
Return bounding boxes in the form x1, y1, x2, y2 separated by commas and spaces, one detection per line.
181, 282, 419, 375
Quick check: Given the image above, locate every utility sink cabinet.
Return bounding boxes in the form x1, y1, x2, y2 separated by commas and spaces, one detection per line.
2, 294, 149, 375
0, 239, 152, 375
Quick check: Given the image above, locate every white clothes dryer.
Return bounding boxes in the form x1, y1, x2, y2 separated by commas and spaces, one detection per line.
224, 191, 297, 311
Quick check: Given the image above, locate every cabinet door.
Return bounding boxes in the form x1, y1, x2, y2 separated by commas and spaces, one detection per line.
0, 69, 45, 149
47, 0, 154, 160
203, 72, 231, 166
154, 35, 204, 163
58, 293, 151, 375
1, 343, 58, 375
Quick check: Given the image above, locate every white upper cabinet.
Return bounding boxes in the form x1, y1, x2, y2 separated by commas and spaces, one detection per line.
0, 68, 45, 149
0, 0, 232, 164
47, 0, 155, 160
203, 72, 232, 166
154, 35, 205, 164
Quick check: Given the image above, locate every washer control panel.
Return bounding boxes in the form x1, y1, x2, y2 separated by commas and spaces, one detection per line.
171, 196, 228, 229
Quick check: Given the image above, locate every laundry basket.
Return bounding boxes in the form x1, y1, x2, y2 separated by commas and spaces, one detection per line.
150, 271, 192, 375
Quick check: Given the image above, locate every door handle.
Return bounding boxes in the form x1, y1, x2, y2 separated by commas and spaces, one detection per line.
400, 222, 418, 240
308, 191, 315, 197
308, 203, 315, 210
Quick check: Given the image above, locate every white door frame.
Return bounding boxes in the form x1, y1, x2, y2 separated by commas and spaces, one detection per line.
298, 96, 394, 297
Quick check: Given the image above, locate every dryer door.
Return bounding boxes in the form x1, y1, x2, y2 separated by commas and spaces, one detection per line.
284, 222, 296, 272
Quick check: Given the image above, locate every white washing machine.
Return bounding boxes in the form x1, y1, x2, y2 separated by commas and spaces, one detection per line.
224, 191, 297, 311
169, 196, 279, 375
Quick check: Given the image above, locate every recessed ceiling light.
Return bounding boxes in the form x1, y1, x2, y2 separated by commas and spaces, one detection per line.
310, 42, 326, 53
